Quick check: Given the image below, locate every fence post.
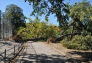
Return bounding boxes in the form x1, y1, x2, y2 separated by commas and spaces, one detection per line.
18, 45, 20, 51
14, 45, 15, 55
4, 49, 6, 63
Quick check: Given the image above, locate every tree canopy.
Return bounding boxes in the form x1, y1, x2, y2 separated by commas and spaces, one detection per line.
5, 4, 26, 35
17, 19, 61, 40
70, 1, 92, 21
25, 0, 69, 28
70, 1, 92, 33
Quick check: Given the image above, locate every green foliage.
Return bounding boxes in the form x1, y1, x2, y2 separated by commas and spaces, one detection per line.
5, 4, 26, 35
83, 19, 92, 33
60, 1, 92, 50
25, 0, 69, 27
62, 27, 73, 34
17, 21, 61, 40
69, 1, 92, 32
62, 35, 92, 50
70, 1, 92, 21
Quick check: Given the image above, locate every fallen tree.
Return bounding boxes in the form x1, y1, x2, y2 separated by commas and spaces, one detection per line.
55, 32, 81, 42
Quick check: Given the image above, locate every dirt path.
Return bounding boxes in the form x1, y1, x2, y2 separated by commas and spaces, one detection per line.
47, 42, 92, 63
0, 41, 21, 63
15, 41, 92, 63
17, 41, 68, 63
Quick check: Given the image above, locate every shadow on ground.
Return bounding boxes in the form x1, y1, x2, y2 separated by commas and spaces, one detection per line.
18, 53, 67, 63
16, 52, 92, 63
67, 51, 92, 63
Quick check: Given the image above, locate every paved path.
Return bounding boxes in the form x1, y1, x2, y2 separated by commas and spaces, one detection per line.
17, 41, 68, 63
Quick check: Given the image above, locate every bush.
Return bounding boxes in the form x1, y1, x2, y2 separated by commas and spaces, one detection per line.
62, 35, 92, 50
17, 21, 61, 40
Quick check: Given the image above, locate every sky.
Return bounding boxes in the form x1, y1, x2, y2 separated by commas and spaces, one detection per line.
0, 0, 92, 25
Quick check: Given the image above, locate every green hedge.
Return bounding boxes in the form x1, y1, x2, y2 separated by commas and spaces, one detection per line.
62, 35, 92, 50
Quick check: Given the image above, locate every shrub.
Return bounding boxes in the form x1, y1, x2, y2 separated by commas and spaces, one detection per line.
62, 35, 92, 50
17, 21, 61, 40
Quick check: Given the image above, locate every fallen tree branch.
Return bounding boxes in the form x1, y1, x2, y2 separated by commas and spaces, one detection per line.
55, 32, 81, 41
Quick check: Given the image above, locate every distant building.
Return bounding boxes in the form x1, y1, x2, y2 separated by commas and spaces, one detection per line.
0, 10, 12, 40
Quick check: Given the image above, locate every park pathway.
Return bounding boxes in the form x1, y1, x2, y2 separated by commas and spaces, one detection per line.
17, 41, 68, 63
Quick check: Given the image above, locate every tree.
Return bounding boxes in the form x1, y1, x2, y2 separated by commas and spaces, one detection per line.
25, 0, 69, 28
5, 4, 26, 35
69, 1, 92, 33
55, 1, 92, 41
17, 19, 61, 40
